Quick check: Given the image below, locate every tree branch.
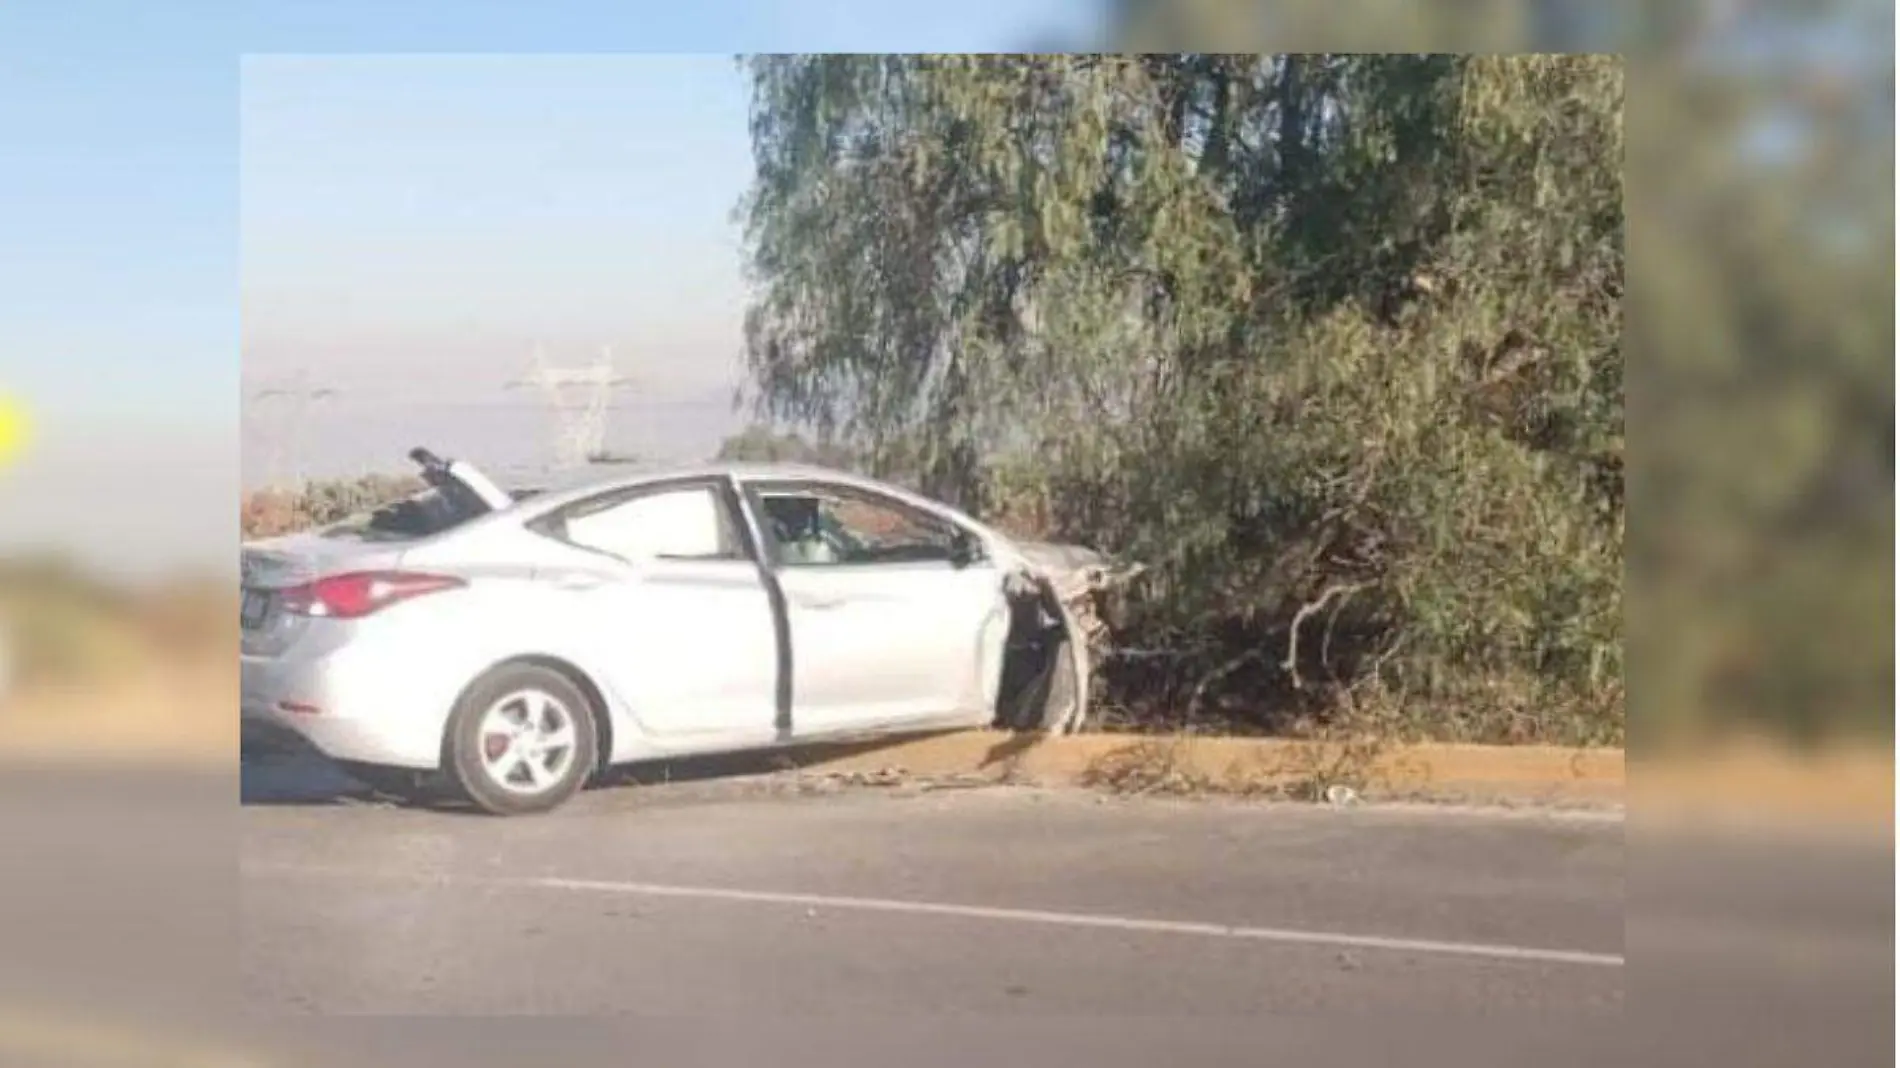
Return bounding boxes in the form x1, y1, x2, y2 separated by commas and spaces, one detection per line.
1284, 582, 1369, 691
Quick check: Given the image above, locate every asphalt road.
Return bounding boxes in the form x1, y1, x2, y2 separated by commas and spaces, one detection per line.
243, 774, 1625, 1009
233, 753, 1624, 1064
236, 753, 1895, 1068
0, 755, 1887, 1067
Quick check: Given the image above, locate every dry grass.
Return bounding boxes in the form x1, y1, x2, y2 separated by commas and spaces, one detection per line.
0, 660, 233, 766
1633, 736, 1893, 828
1077, 732, 1411, 801
242, 474, 423, 539
0, 561, 232, 765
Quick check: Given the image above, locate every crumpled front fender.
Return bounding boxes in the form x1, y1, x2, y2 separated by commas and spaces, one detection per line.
992, 539, 1144, 734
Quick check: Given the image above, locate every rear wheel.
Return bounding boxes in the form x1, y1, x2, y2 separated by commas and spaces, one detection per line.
444, 663, 599, 816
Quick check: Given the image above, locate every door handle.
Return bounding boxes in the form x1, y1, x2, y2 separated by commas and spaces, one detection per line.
795, 595, 846, 610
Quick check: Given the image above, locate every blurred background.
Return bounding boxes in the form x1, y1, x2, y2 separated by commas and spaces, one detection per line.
0, 0, 1886, 766
0, 0, 1890, 1065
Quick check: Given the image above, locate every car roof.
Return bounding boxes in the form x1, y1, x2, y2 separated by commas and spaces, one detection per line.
428, 452, 1013, 551
498, 459, 919, 511
400, 439, 995, 524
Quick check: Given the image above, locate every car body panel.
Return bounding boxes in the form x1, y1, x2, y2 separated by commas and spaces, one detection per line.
771, 558, 1008, 733
528, 553, 782, 748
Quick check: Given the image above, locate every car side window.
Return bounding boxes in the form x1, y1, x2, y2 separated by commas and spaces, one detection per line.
759, 486, 968, 567
555, 485, 745, 562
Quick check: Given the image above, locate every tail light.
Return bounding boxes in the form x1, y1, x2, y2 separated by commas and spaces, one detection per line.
279, 571, 465, 620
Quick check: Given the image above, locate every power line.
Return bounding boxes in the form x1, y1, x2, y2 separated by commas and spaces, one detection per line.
246, 370, 339, 488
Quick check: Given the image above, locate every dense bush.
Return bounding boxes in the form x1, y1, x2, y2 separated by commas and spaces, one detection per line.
740, 54, 1624, 744
241, 474, 425, 539
714, 426, 855, 467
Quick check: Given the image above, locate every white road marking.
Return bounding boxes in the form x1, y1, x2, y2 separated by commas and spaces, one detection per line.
246, 862, 1624, 969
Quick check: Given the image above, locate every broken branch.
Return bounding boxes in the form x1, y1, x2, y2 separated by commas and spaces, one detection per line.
1284, 582, 1370, 691
1184, 646, 1267, 723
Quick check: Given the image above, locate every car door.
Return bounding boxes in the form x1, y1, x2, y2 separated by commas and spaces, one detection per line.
530, 478, 781, 745
742, 479, 1009, 735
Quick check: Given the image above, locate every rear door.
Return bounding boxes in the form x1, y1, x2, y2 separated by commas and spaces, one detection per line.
528, 478, 781, 743
742, 479, 1008, 735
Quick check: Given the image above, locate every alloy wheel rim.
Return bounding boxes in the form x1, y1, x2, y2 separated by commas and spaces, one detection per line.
476, 689, 579, 795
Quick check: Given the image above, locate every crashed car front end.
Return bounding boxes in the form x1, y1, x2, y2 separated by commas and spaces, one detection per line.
992, 539, 1143, 734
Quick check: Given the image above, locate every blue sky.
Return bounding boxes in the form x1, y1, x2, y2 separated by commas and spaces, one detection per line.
242, 54, 759, 399
0, 0, 1103, 576
237, 55, 768, 490
2, 0, 1104, 429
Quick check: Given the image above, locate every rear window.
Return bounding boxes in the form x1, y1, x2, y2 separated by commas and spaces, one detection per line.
323, 486, 489, 542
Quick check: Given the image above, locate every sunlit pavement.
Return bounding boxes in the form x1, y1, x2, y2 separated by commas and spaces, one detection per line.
235, 754, 1620, 1063
240, 752, 1885, 1066
0, 759, 1884, 1067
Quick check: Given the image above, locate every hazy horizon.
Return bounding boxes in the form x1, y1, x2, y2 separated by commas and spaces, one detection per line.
1, 4, 1104, 579
241, 54, 762, 489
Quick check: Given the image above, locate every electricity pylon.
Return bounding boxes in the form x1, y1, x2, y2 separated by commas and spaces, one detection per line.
506, 346, 633, 470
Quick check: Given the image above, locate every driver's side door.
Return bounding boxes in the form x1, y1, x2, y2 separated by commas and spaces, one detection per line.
744, 480, 1009, 736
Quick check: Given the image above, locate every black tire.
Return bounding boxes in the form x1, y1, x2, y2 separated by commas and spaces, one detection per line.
443, 662, 599, 816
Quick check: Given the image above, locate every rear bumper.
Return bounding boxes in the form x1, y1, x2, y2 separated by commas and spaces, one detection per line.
241, 638, 453, 770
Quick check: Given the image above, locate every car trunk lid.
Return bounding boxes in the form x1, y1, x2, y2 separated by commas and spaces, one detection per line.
241, 534, 412, 652
241, 447, 507, 651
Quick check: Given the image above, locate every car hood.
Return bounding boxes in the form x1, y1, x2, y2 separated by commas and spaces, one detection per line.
1005, 539, 1143, 597
1009, 540, 1108, 574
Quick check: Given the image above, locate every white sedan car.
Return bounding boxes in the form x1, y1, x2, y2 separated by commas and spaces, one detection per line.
241, 448, 1108, 815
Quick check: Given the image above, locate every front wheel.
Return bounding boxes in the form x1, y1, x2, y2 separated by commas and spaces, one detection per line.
444, 664, 599, 816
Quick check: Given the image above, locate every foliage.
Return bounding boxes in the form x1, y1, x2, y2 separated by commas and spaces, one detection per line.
1623, 45, 1893, 747
241, 475, 425, 539
715, 426, 856, 467
741, 54, 1625, 744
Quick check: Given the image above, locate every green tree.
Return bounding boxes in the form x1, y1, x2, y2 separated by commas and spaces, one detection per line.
740, 54, 1625, 744
714, 425, 853, 466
